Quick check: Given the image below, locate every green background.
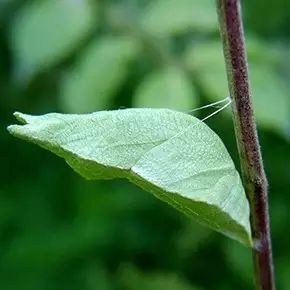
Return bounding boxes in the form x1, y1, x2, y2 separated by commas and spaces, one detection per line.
1, 0, 289, 289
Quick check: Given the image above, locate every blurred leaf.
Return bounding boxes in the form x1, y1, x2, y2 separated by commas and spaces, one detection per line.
141, 0, 217, 37
11, 0, 96, 77
245, 36, 284, 66
133, 67, 198, 111
249, 65, 289, 135
184, 41, 227, 106
60, 37, 139, 113
184, 40, 290, 136
8, 109, 251, 245
118, 264, 199, 290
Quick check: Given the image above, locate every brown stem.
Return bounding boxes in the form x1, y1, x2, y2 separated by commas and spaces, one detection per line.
215, 1, 275, 290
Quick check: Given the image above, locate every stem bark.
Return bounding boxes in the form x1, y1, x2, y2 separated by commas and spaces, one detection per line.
215, 1, 275, 290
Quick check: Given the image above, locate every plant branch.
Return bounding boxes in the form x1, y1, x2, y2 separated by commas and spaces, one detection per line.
215, 1, 275, 290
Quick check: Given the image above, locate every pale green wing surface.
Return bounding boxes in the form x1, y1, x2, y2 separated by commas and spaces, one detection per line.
8, 109, 251, 246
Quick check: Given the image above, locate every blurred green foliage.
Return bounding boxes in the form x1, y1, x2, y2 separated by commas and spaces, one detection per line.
1, 0, 289, 289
